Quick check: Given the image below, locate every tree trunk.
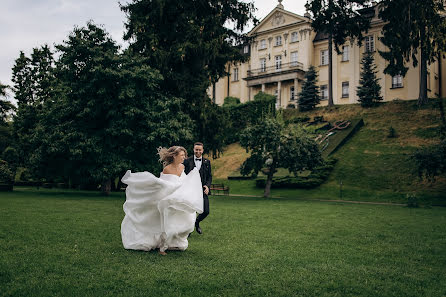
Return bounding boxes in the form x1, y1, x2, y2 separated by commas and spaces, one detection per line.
328, 0, 334, 107
328, 33, 334, 107
263, 162, 276, 198
101, 179, 111, 196
418, 27, 428, 106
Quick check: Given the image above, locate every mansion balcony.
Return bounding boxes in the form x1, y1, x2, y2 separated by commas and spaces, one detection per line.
244, 62, 306, 87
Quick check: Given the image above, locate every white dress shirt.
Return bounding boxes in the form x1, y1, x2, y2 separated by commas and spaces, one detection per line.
194, 157, 202, 171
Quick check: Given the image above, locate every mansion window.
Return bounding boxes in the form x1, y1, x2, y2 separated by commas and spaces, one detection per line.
342, 82, 349, 98
342, 46, 350, 61
243, 45, 249, 54
233, 68, 239, 81
290, 51, 298, 66
260, 58, 267, 72
320, 50, 329, 66
392, 74, 403, 88
290, 86, 296, 101
320, 85, 328, 100
275, 55, 282, 70
365, 35, 375, 52
291, 32, 299, 43
260, 39, 267, 50
275, 35, 282, 46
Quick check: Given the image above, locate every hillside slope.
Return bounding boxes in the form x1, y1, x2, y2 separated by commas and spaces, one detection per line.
209, 99, 446, 201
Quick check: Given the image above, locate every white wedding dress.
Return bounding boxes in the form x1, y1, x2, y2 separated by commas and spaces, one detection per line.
121, 168, 203, 252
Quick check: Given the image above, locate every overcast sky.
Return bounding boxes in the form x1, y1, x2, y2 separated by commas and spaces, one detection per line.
1, 0, 308, 97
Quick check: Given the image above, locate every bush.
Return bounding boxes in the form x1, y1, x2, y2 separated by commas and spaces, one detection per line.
255, 158, 337, 189
387, 126, 397, 138
411, 140, 446, 182
0, 160, 14, 183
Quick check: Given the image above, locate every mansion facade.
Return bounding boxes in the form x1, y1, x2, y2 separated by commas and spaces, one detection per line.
209, 1, 446, 108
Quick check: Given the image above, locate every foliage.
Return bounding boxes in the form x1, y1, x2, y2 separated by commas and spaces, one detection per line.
298, 65, 320, 111
225, 92, 276, 143
11, 45, 56, 173
2, 146, 19, 176
0, 160, 13, 183
307, 0, 371, 106
378, 0, 446, 105
222, 96, 241, 107
406, 193, 419, 208
240, 115, 323, 197
387, 126, 397, 138
356, 51, 383, 107
197, 100, 230, 158
121, 0, 257, 153
411, 139, 446, 182
12, 45, 55, 106
256, 158, 337, 189
11, 22, 194, 194
0, 83, 15, 124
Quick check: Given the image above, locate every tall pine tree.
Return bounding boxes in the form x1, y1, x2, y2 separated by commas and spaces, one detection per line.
298, 66, 320, 111
357, 51, 383, 107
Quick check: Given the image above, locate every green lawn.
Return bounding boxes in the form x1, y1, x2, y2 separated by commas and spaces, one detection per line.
1, 188, 446, 296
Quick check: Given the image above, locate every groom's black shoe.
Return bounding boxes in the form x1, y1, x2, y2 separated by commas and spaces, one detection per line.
195, 224, 202, 235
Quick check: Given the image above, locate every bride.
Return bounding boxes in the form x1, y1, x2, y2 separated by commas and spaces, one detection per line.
120, 146, 203, 255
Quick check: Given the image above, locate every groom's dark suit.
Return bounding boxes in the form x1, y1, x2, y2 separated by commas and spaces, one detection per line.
184, 156, 212, 226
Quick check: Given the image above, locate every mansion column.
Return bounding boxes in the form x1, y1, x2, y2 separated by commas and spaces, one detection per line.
294, 79, 298, 101
277, 81, 282, 108
262, 84, 265, 92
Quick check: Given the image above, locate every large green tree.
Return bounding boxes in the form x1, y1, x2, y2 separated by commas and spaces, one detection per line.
121, 0, 257, 151
306, 0, 371, 106
240, 116, 322, 197
378, 0, 446, 106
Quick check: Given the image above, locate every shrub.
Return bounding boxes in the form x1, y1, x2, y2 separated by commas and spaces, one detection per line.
411, 140, 446, 182
387, 126, 397, 138
0, 160, 13, 183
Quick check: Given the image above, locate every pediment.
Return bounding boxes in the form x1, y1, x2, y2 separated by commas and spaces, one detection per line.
248, 7, 310, 36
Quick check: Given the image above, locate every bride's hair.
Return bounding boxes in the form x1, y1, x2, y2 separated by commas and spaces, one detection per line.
157, 146, 187, 167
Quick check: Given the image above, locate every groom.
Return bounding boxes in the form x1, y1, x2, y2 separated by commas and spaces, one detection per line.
184, 142, 212, 234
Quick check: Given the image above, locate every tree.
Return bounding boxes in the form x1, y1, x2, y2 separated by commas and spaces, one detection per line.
30, 22, 193, 195
306, 0, 371, 106
0, 83, 15, 124
357, 51, 383, 107
298, 65, 320, 111
11, 46, 55, 172
121, 0, 257, 152
240, 116, 322, 197
378, 0, 446, 106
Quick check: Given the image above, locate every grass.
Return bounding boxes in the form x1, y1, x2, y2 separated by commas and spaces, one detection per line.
1, 188, 446, 296
209, 99, 446, 203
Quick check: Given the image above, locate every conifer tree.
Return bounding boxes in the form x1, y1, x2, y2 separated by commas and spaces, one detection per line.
357, 51, 382, 107
298, 66, 320, 111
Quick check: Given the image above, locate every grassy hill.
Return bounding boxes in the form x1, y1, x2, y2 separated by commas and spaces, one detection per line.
207, 99, 446, 204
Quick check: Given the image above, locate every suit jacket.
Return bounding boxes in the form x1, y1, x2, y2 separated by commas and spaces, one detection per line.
184, 156, 212, 196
